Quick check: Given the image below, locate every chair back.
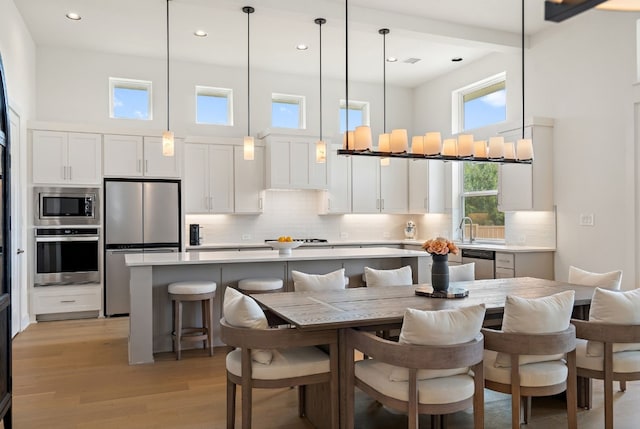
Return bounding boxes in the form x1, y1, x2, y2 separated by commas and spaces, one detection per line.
568, 265, 622, 290
449, 263, 475, 282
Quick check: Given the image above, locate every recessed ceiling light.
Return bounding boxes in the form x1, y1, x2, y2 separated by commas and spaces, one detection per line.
386, 57, 398, 62
296, 44, 309, 51
194, 30, 208, 37
66, 12, 81, 21
451, 57, 464, 62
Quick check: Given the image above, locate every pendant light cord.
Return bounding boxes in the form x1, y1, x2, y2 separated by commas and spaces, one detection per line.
316, 18, 325, 141
166, 0, 170, 132
246, 8, 251, 137
379, 29, 389, 134
345, 0, 349, 148
521, 0, 525, 139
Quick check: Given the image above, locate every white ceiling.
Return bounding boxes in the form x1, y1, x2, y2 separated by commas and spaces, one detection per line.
14, 0, 569, 87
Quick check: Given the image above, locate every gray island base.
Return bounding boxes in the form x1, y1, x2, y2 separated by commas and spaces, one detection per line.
125, 247, 429, 364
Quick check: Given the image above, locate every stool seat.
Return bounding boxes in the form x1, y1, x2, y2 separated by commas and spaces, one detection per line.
168, 281, 217, 295
238, 278, 283, 293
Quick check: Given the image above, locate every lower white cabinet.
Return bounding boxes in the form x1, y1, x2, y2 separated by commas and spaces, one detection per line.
495, 251, 554, 279
32, 285, 101, 316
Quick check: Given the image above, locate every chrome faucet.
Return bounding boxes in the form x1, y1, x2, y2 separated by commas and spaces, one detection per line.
459, 216, 474, 243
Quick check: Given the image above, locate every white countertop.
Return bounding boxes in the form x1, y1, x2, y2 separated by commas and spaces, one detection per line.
186, 239, 555, 253
125, 246, 429, 267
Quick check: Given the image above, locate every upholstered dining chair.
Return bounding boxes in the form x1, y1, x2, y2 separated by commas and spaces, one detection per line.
221, 288, 339, 429
567, 265, 622, 290
291, 268, 348, 291
571, 286, 640, 429
364, 265, 413, 287
449, 263, 475, 282
482, 290, 578, 429
345, 305, 486, 429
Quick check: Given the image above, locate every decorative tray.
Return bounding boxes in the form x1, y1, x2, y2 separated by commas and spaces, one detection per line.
415, 286, 469, 299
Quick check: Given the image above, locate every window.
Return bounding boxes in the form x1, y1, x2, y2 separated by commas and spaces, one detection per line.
461, 163, 504, 240
271, 93, 306, 129
109, 78, 152, 120
196, 86, 233, 125
339, 99, 370, 133
452, 72, 506, 133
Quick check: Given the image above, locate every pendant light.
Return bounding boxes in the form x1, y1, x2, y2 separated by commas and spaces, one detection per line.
315, 18, 327, 163
343, 0, 352, 150
242, 6, 255, 161
162, 0, 174, 157
517, 0, 534, 161
378, 28, 390, 167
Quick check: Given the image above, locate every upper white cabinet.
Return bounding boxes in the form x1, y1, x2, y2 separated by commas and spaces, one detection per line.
32, 131, 101, 185
184, 144, 234, 214
320, 144, 351, 214
380, 158, 408, 213
498, 119, 553, 211
103, 134, 182, 178
408, 159, 445, 214
234, 145, 265, 214
264, 135, 328, 190
351, 156, 408, 213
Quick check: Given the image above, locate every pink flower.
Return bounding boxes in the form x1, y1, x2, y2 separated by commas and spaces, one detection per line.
421, 237, 459, 255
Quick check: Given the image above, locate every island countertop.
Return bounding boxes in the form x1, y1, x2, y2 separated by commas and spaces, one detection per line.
125, 246, 429, 267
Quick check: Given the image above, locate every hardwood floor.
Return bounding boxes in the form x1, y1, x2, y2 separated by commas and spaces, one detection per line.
7, 317, 640, 428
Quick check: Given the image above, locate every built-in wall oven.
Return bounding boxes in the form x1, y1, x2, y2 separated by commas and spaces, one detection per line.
34, 187, 99, 226
35, 227, 100, 286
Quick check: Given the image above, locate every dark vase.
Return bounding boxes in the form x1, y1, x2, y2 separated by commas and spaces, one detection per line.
431, 253, 449, 292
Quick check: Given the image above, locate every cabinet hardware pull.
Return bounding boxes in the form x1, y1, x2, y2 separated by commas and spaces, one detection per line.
259, 198, 263, 209
60, 300, 76, 303
62, 166, 66, 180
17, 249, 24, 254
137, 159, 142, 172
69, 166, 72, 180
145, 160, 149, 173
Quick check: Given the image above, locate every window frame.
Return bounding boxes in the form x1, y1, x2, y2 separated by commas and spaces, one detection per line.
339, 99, 370, 133
195, 86, 234, 126
459, 162, 504, 242
271, 93, 306, 129
451, 72, 506, 134
109, 77, 153, 121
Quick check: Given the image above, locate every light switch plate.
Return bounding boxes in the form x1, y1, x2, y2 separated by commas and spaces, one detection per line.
579, 213, 594, 226
242, 234, 252, 240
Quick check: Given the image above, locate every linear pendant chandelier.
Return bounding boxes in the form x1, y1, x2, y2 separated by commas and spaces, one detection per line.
337, 0, 533, 165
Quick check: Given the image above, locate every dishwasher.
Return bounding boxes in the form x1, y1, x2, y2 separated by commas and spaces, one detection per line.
461, 249, 495, 280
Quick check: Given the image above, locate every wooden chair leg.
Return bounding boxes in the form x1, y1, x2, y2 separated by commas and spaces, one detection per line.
619, 380, 627, 392
473, 362, 485, 429
523, 396, 531, 424
227, 377, 236, 429
604, 344, 614, 429
242, 382, 252, 429
298, 385, 306, 417
510, 359, 521, 429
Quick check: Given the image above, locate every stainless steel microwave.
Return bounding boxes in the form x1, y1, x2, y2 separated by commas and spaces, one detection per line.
34, 187, 100, 226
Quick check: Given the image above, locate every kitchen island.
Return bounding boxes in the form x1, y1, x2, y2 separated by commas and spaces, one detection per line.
125, 247, 429, 364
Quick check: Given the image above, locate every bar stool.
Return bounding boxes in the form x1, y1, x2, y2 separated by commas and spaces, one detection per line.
168, 280, 217, 360
237, 278, 283, 294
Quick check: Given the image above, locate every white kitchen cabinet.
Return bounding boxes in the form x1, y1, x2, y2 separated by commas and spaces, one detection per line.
409, 159, 445, 214
234, 145, 264, 214
320, 144, 351, 214
351, 156, 408, 213
264, 135, 328, 190
32, 284, 101, 316
498, 119, 553, 211
103, 135, 182, 178
495, 251, 554, 279
184, 144, 234, 214
32, 131, 101, 185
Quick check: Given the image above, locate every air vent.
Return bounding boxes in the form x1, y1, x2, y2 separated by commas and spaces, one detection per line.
403, 57, 421, 64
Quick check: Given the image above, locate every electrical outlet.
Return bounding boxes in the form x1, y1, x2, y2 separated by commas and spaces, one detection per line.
579, 213, 594, 226
241, 234, 252, 240
340, 232, 349, 239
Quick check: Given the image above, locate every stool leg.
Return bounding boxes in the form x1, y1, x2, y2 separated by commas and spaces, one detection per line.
176, 300, 183, 360
171, 299, 176, 354
207, 296, 214, 356
201, 299, 208, 351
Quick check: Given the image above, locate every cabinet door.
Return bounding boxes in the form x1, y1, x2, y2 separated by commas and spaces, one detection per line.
234, 145, 264, 213
290, 141, 310, 188
308, 143, 328, 190
67, 133, 102, 184
32, 131, 67, 184
498, 127, 533, 211
184, 144, 210, 213
323, 144, 351, 214
103, 134, 143, 177
409, 159, 445, 214
351, 156, 380, 213
143, 137, 181, 178
209, 145, 234, 213
380, 158, 408, 213
266, 140, 291, 188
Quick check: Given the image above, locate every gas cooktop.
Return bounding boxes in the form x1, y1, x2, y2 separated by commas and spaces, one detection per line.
265, 238, 328, 243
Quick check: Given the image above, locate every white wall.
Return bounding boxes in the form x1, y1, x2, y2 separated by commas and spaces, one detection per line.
414, 10, 640, 289
35, 46, 414, 140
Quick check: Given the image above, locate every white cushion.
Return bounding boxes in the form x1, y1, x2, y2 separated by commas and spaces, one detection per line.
389, 304, 486, 381
576, 339, 640, 373
226, 346, 329, 380
356, 359, 475, 405
238, 278, 283, 292
586, 287, 640, 356
449, 263, 475, 282
495, 290, 575, 367
364, 266, 413, 287
291, 269, 346, 292
484, 350, 568, 387
168, 281, 217, 295
568, 266, 622, 290
223, 288, 273, 365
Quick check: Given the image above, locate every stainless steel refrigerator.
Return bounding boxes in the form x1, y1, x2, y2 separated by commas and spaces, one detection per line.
104, 179, 181, 316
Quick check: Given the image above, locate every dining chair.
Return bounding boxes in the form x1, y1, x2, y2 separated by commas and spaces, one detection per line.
291, 268, 348, 291
567, 265, 622, 290
345, 305, 486, 429
449, 263, 475, 282
482, 290, 577, 428
363, 265, 413, 287
221, 288, 339, 429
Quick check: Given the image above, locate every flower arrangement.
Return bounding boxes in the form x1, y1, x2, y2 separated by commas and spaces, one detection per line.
421, 237, 459, 255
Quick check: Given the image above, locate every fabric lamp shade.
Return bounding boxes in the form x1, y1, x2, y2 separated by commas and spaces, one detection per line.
243, 136, 254, 160
354, 125, 373, 150
504, 142, 516, 160
378, 133, 390, 152
343, 131, 355, 149
457, 134, 473, 157
474, 140, 487, 158
424, 132, 442, 156
488, 136, 505, 159
162, 130, 174, 157
390, 129, 408, 153
411, 136, 424, 155
517, 138, 534, 160
315, 140, 326, 163
442, 138, 458, 157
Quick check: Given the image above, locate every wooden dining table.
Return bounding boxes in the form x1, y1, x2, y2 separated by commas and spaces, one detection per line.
252, 277, 596, 429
